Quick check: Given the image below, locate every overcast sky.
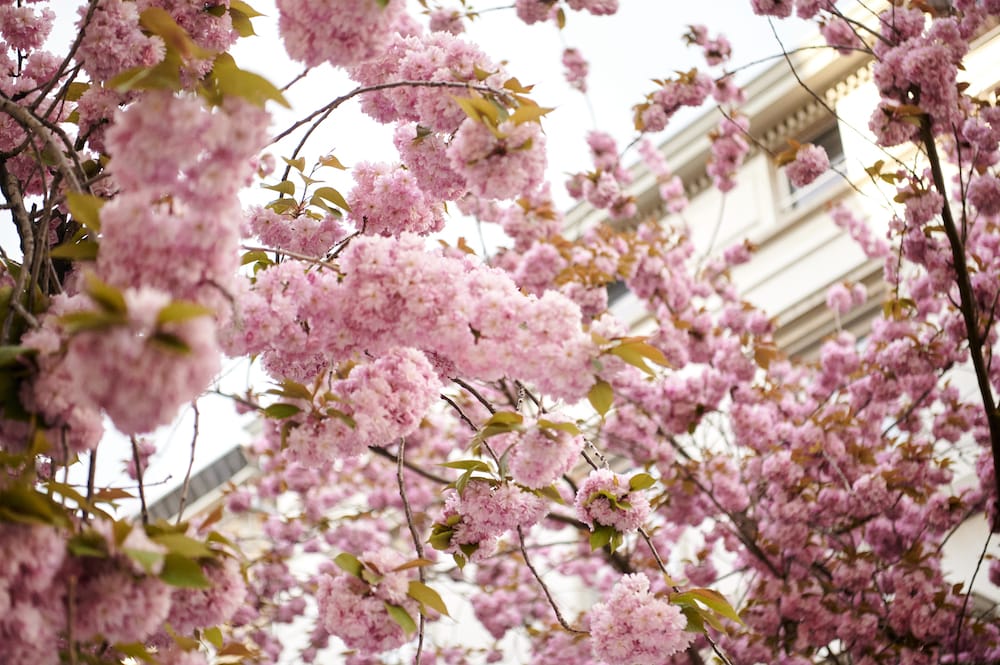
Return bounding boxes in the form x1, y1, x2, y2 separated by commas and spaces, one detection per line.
235, 1, 814, 209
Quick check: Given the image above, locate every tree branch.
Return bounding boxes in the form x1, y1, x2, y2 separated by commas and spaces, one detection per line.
397, 438, 426, 665
920, 115, 1000, 529
175, 402, 201, 524
131, 436, 149, 526
517, 525, 588, 634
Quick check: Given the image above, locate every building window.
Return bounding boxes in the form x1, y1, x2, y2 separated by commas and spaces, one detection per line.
607, 279, 629, 306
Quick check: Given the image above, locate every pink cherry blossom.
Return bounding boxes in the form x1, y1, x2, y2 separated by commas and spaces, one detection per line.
589, 573, 693, 664
785, 143, 830, 187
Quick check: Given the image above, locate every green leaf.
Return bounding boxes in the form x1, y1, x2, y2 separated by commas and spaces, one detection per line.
92, 487, 135, 502
283, 156, 306, 172
203, 626, 224, 649
0, 485, 71, 527
45, 480, 111, 520
454, 470, 472, 495
588, 379, 613, 416
114, 642, 157, 663
262, 180, 295, 196
484, 411, 524, 426
312, 186, 351, 212
160, 553, 211, 588
361, 567, 382, 584
334, 552, 364, 578
149, 331, 191, 354
629, 473, 656, 491
151, 532, 213, 558
66, 81, 91, 102
680, 604, 705, 633
475, 424, 518, 441
156, 300, 214, 326
208, 52, 290, 108
508, 104, 554, 125
608, 338, 671, 375
427, 524, 454, 551
589, 525, 614, 551
107, 47, 184, 94
84, 273, 127, 314
217, 642, 256, 658
385, 602, 417, 635
391, 558, 435, 572
123, 547, 166, 575
319, 154, 347, 170
229, 6, 257, 37
205, 529, 239, 553
140, 7, 213, 60
0, 345, 34, 368
165, 623, 201, 650
49, 240, 99, 261
440, 459, 492, 472
241, 249, 272, 266
609, 344, 656, 376
66, 191, 104, 232
229, 0, 263, 17
535, 484, 565, 504
272, 379, 312, 401
68, 530, 109, 558
452, 95, 501, 126
536, 419, 580, 435
59, 310, 125, 333
263, 403, 302, 419
267, 198, 298, 214
407, 580, 450, 617
672, 588, 744, 625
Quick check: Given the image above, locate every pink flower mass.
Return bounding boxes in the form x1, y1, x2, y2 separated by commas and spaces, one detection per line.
2, 1, 1000, 664
785, 142, 830, 187
590, 573, 693, 664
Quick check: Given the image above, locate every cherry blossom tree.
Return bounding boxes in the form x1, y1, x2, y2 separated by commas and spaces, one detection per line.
0, 1, 999, 664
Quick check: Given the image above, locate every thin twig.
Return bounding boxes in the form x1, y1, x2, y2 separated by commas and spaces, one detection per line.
271, 79, 511, 146
32, 0, 97, 111
452, 378, 497, 414
952, 530, 993, 661
441, 394, 478, 432
83, 449, 97, 523
240, 244, 340, 271
397, 438, 426, 664
0, 93, 83, 191
131, 436, 149, 526
175, 402, 201, 524
517, 525, 588, 634
0, 164, 33, 344
66, 574, 78, 665
920, 115, 1000, 527
281, 67, 310, 92
370, 445, 450, 485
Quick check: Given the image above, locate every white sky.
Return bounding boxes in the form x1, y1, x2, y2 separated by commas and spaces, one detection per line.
39, 1, 814, 504
237, 1, 814, 209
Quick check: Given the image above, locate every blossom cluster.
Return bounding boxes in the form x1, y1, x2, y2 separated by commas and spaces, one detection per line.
281, 347, 443, 465
574, 469, 651, 534
315, 548, 422, 653
231, 234, 597, 401
435, 480, 548, 559
565, 131, 636, 219
589, 573, 693, 664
